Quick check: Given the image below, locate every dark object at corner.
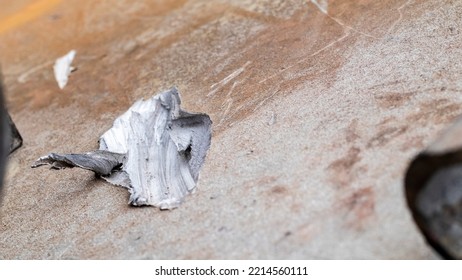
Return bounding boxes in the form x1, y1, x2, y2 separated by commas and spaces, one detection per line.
6, 111, 23, 154
0, 77, 23, 192
405, 153, 459, 259
405, 118, 462, 260
0, 79, 8, 191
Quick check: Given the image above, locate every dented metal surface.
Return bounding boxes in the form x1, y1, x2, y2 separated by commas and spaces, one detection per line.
405, 117, 462, 259
32, 88, 211, 209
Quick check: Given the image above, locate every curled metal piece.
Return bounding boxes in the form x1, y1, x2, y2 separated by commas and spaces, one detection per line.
32, 87, 211, 209
405, 117, 462, 259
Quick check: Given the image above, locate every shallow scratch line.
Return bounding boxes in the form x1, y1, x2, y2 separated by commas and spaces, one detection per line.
225, 81, 238, 99
310, 0, 377, 39
208, 61, 251, 97
310, 32, 350, 57
218, 98, 234, 127
17, 60, 54, 83
253, 86, 280, 112
259, 32, 350, 84
310, 0, 328, 14
216, 81, 238, 127
387, 0, 412, 34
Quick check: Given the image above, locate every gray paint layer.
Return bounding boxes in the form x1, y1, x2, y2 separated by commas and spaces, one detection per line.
32, 88, 212, 209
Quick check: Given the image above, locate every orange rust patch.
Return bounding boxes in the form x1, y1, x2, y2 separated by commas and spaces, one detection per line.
375, 91, 416, 109
406, 99, 462, 126
341, 187, 375, 231
270, 185, 288, 195
368, 125, 408, 148
345, 119, 360, 143
327, 147, 361, 188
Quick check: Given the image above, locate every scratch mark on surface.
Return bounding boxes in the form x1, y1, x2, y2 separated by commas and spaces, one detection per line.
221, 82, 238, 116
215, 81, 239, 128
17, 60, 54, 83
387, 0, 412, 34
253, 86, 280, 112
310, 0, 377, 39
208, 61, 251, 97
310, 32, 350, 57
310, 0, 328, 14
259, 32, 350, 84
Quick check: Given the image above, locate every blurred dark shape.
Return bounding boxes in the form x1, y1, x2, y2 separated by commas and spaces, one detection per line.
0, 77, 8, 193
0, 76, 23, 194
405, 118, 462, 259
6, 110, 22, 154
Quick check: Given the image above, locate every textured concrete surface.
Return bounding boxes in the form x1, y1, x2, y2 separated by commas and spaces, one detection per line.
1, 0, 461, 259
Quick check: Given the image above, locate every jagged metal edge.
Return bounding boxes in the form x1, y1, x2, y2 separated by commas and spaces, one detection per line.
32, 87, 212, 209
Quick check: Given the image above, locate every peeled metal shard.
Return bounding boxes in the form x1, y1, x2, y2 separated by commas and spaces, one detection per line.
405, 117, 462, 259
32, 88, 212, 209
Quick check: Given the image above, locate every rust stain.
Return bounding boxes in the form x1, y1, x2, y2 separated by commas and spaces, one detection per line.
399, 135, 425, 152
0, 0, 455, 259
327, 147, 361, 188
187, 6, 352, 133
256, 176, 278, 186
368, 125, 408, 148
345, 119, 360, 143
374, 91, 416, 109
245, 176, 293, 198
0, 0, 62, 35
269, 185, 289, 195
276, 220, 322, 246
340, 186, 375, 231
406, 99, 462, 125
2, 0, 383, 135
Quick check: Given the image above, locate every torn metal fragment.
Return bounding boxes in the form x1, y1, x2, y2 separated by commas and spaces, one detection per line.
33, 151, 125, 175
32, 87, 212, 209
405, 117, 462, 259
53, 50, 76, 89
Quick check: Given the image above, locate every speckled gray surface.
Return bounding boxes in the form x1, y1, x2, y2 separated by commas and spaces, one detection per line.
1, 0, 460, 259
